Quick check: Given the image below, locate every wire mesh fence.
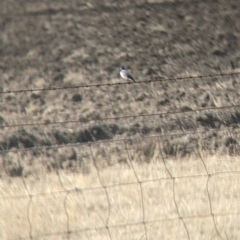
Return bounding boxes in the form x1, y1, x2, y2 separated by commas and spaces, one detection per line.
1, 130, 240, 240
1, 71, 240, 239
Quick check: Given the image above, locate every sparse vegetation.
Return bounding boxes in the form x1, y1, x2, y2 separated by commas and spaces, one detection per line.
1, 0, 240, 239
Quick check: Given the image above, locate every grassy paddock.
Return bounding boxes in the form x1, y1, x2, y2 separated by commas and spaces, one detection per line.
1, 142, 240, 240
1, 0, 240, 239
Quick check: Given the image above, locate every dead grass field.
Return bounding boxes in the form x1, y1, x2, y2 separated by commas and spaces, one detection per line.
1, 138, 240, 239
1, 0, 240, 239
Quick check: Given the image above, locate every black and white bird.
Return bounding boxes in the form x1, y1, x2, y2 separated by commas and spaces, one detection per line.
120, 66, 135, 82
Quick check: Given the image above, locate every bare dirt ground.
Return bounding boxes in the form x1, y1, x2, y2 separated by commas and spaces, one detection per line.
1, 0, 240, 239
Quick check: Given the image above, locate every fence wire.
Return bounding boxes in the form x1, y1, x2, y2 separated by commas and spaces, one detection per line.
1, 103, 240, 130
1, 71, 239, 94
1, 70, 240, 239
1, 130, 240, 240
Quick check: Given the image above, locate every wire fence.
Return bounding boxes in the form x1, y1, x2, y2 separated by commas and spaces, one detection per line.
1, 129, 240, 240
1, 71, 240, 94
1, 71, 240, 239
0, 125, 239, 154
1, 103, 240, 129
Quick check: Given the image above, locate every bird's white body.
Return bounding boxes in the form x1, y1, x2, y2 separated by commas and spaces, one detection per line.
120, 67, 135, 82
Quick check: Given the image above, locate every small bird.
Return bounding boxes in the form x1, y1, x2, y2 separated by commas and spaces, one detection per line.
120, 66, 136, 82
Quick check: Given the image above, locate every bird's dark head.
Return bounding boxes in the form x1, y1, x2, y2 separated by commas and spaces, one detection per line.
120, 66, 125, 70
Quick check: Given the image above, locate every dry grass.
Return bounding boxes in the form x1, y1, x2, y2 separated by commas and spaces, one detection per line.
1, 138, 240, 240
1, 0, 240, 239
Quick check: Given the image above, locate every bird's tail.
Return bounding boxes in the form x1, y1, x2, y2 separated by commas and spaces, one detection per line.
128, 75, 135, 82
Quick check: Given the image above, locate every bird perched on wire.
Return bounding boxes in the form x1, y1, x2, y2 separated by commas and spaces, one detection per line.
120, 66, 136, 82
